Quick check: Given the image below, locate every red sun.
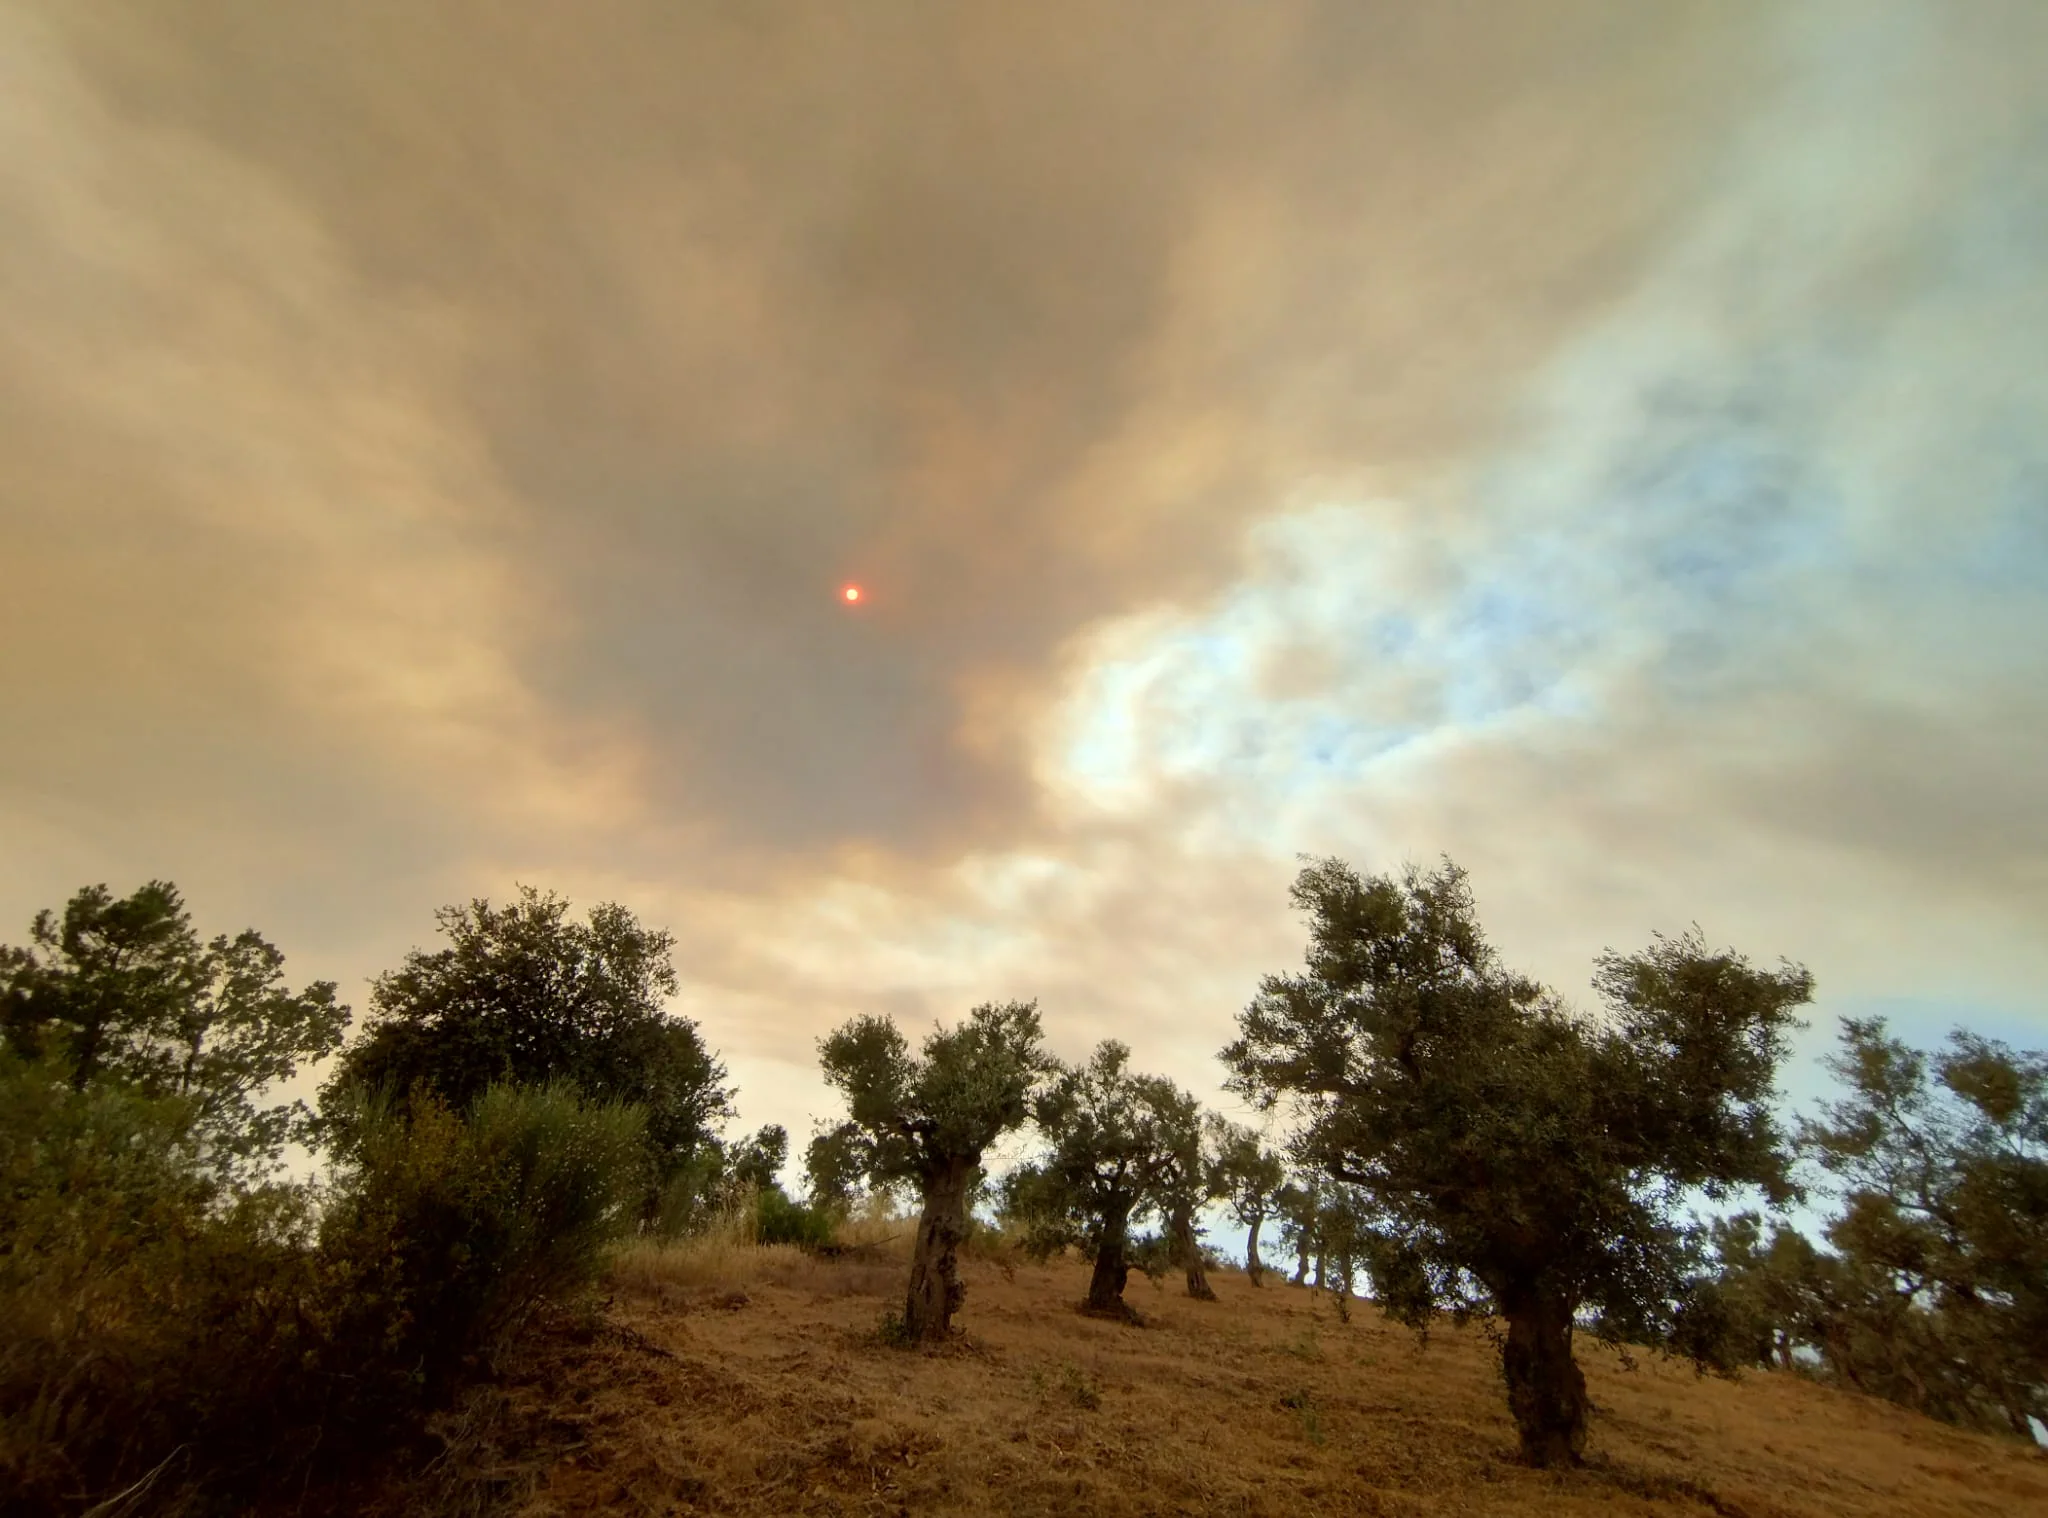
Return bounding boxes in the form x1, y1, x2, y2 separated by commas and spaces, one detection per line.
842, 584, 863, 604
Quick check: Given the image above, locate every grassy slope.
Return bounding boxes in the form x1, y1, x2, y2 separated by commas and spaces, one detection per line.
389, 1245, 2048, 1518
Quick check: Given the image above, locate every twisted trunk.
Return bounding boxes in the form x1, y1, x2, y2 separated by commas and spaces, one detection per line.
1171, 1201, 1216, 1301
1085, 1196, 1136, 1317
1245, 1215, 1265, 1285
1500, 1287, 1588, 1467
903, 1154, 975, 1341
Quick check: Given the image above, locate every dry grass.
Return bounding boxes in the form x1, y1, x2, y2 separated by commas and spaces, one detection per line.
356, 1252, 2048, 1518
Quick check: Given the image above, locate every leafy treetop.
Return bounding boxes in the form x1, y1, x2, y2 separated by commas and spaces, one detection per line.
816, 1000, 1051, 1189
322, 886, 730, 1178
1223, 856, 1812, 1464
1, 881, 348, 1173
1798, 1017, 2046, 1435
1012, 1040, 1198, 1251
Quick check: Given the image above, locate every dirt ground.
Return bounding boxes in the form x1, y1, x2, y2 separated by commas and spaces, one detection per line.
366, 1247, 2048, 1518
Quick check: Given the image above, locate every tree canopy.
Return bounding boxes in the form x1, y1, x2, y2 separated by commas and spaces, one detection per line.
817, 1000, 1050, 1339
1223, 856, 1812, 1465
322, 887, 731, 1188
1206, 1117, 1287, 1283
723, 1123, 790, 1193
1006, 1039, 1202, 1320
1794, 1018, 2047, 1436
1, 881, 348, 1173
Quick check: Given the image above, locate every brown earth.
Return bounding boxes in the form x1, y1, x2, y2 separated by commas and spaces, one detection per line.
365, 1243, 2048, 1518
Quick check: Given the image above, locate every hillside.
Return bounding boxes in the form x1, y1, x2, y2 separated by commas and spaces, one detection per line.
361, 1244, 2048, 1518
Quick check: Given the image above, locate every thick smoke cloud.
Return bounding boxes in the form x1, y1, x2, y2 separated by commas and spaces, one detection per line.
2, 1, 2040, 1140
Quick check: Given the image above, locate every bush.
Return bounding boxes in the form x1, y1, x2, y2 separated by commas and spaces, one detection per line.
319, 1082, 649, 1400
756, 1184, 836, 1249
0, 1053, 319, 1509
0, 1066, 649, 1514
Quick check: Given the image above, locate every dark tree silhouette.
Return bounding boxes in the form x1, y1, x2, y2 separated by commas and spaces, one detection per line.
724, 1123, 789, 1191
817, 1001, 1050, 1341
803, 1121, 870, 1217
2, 881, 348, 1174
321, 887, 731, 1197
1224, 857, 1810, 1466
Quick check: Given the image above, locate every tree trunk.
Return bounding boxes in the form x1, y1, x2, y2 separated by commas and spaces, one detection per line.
902, 1154, 975, 1341
1775, 1330, 1794, 1372
1171, 1202, 1216, 1301
1085, 1199, 1135, 1317
1245, 1215, 1265, 1286
1293, 1235, 1310, 1285
1501, 1291, 1588, 1467
1313, 1248, 1327, 1292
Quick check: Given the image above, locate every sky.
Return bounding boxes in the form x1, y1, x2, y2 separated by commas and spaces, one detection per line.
3, 1, 2044, 1183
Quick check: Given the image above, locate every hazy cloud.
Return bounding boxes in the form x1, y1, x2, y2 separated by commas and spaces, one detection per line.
3, 1, 2040, 1144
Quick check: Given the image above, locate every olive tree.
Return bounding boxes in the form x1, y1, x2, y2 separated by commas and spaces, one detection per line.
817, 1001, 1050, 1341
1005, 1040, 1199, 1319
1224, 857, 1811, 1466
1274, 1176, 1320, 1285
1156, 1099, 1221, 1300
1798, 1018, 2047, 1437
1208, 1118, 1287, 1284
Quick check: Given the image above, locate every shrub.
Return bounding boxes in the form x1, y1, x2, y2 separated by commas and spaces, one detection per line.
318, 1082, 649, 1400
755, 1184, 836, 1249
0, 1053, 319, 1509
0, 1067, 648, 1514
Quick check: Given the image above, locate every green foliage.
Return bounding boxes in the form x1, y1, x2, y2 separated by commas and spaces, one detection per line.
323, 887, 731, 1192
1006, 1040, 1197, 1252
874, 1306, 916, 1348
1792, 1018, 2047, 1437
805, 1119, 872, 1214
755, 1183, 836, 1249
1226, 857, 1808, 1333
819, 1001, 1052, 1337
1005, 1040, 1204, 1313
0, 1051, 317, 1509
0, 1057, 648, 1513
1224, 857, 1811, 1462
319, 1082, 649, 1396
1692, 1212, 1831, 1370
1208, 1117, 1286, 1232
818, 1000, 1052, 1190
1274, 1175, 1322, 1281
726, 1122, 790, 1190
0, 880, 349, 1175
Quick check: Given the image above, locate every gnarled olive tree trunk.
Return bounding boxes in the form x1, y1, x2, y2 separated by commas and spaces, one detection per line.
1293, 1234, 1311, 1285
1085, 1196, 1136, 1317
903, 1155, 976, 1340
1500, 1288, 1588, 1467
1244, 1215, 1266, 1285
1170, 1201, 1216, 1300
